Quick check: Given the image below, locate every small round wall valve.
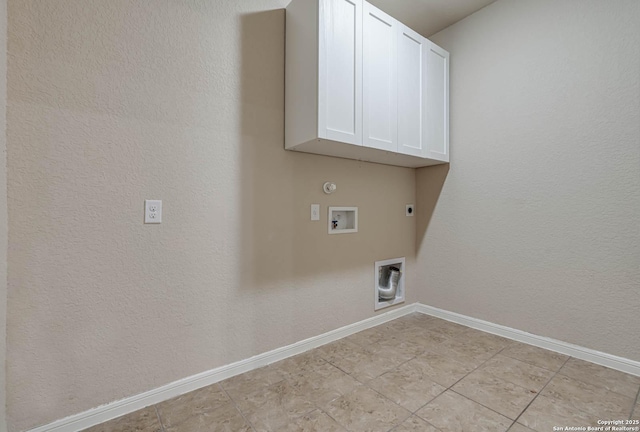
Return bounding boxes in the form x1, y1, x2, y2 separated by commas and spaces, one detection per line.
323, 182, 337, 194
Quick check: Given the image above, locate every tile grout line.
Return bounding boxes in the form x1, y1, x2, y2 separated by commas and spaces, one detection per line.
218, 383, 258, 432
436, 341, 528, 422
631, 385, 640, 420
279, 362, 356, 430
409, 332, 575, 430
500, 351, 566, 374
360, 328, 460, 430
153, 405, 166, 432
553, 363, 640, 400
259, 354, 366, 431
410, 341, 518, 428
510, 355, 572, 430
323, 352, 418, 429
504, 352, 640, 417
320, 318, 438, 430
354, 320, 463, 429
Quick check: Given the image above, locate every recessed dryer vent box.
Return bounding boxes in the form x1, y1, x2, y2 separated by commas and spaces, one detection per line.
375, 257, 406, 311
328, 207, 358, 234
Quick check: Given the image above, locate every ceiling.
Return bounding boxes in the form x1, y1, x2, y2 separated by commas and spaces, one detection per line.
367, 0, 497, 37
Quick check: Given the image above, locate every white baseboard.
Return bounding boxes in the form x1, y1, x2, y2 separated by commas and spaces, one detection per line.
28, 302, 640, 431
28, 304, 417, 432
415, 303, 640, 377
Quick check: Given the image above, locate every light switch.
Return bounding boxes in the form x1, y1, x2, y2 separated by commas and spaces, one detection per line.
145, 200, 162, 224
311, 204, 320, 221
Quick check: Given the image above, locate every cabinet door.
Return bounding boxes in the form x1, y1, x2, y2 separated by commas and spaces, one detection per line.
363, 2, 397, 152
397, 24, 426, 157
424, 40, 449, 161
318, 0, 363, 146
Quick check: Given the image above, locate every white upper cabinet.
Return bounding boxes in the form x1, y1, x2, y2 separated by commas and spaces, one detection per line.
285, 0, 449, 168
424, 40, 450, 162
363, 2, 397, 152
318, 0, 363, 145
397, 23, 426, 158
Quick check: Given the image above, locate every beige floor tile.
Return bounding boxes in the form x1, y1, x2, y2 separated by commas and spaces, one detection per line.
519, 394, 600, 431
346, 327, 388, 346
156, 384, 230, 428
368, 360, 446, 412
234, 380, 315, 431
451, 370, 537, 420
387, 314, 441, 334
367, 342, 415, 364
381, 318, 424, 333
270, 351, 327, 378
479, 355, 554, 392
280, 410, 347, 432
391, 415, 441, 431
286, 361, 361, 409
428, 320, 470, 339
318, 339, 407, 382
369, 332, 426, 358
453, 329, 513, 351
397, 326, 450, 349
416, 391, 511, 432
541, 374, 634, 419
82, 407, 161, 432
508, 423, 536, 432
325, 386, 411, 432
404, 313, 439, 327
559, 358, 640, 399
163, 402, 252, 432
501, 342, 568, 371
427, 337, 500, 368
317, 339, 371, 365
220, 364, 287, 400
409, 351, 475, 387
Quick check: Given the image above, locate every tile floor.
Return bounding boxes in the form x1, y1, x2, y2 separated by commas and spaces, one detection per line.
84, 313, 640, 432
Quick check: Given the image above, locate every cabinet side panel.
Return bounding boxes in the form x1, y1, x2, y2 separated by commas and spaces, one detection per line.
398, 25, 425, 157
318, 0, 362, 145
425, 41, 449, 161
285, 0, 319, 149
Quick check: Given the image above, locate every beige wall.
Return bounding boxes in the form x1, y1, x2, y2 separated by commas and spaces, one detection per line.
5, 1, 416, 430
1, 0, 7, 429
418, 0, 640, 360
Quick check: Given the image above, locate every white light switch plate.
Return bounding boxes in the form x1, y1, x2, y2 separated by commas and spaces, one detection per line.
311, 204, 320, 221
145, 200, 162, 224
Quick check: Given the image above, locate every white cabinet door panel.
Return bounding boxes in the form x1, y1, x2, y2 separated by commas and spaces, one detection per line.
363, 2, 397, 151
397, 24, 426, 157
318, 0, 363, 145
425, 40, 449, 161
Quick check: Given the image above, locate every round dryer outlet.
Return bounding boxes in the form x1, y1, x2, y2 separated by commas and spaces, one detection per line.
406, 205, 414, 217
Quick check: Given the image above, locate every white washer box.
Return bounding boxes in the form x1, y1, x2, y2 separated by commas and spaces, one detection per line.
328, 207, 358, 234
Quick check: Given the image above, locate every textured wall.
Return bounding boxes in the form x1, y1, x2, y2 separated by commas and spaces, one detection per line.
1, 0, 8, 429
5, 1, 416, 430
417, 0, 640, 360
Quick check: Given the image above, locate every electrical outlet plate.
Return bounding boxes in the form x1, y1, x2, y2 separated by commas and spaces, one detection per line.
145, 200, 162, 224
